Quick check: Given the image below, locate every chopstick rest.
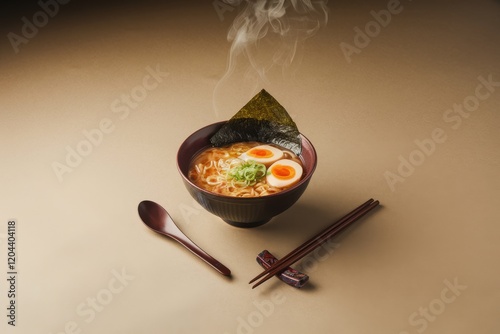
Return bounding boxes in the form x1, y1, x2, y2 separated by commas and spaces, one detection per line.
256, 250, 309, 288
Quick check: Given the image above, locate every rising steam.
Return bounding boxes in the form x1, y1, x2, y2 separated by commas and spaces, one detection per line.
213, 0, 328, 117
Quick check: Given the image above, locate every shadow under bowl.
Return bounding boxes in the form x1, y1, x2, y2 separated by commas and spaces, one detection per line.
177, 121, 317, 228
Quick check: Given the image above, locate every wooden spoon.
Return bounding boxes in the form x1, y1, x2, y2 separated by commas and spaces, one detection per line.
138, 200, 231, 276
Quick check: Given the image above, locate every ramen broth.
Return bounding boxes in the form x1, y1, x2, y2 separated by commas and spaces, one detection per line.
188, 142, 304, 197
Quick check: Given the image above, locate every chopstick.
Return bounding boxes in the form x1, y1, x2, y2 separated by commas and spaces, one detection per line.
249, 198, 380, 289
249, 198, 374, 285
250, 199, 379, 288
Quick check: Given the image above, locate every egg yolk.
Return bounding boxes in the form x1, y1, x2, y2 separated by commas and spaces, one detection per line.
271, 164, 296, 180
248, 148, 274, 158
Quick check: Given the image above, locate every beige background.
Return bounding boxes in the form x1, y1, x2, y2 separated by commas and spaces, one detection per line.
1, 0, 499, 333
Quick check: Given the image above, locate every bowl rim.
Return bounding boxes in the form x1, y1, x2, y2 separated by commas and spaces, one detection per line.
177, 121, 317, 200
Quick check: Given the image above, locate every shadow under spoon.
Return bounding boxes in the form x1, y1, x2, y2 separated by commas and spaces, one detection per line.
138, 200, 231, 277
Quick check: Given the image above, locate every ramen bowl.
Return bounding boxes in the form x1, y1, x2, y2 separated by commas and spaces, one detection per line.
177, 121, 317, 228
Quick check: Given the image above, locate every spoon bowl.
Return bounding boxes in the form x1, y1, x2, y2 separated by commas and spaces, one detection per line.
138, 200, 231, 276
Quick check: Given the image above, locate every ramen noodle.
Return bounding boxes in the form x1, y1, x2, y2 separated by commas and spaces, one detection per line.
188, 142, 304, 197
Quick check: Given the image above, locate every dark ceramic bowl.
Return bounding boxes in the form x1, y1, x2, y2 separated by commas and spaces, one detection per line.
177, 121, 317, 228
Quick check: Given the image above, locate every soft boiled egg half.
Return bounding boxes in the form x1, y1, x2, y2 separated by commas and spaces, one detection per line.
266, 159, 303, 188
239, 145, 284, 166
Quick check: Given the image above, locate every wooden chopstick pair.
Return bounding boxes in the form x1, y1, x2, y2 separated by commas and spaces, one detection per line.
249, 198, 380, 289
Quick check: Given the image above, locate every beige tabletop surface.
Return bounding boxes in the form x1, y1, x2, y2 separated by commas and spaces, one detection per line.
1, 0, 499, 333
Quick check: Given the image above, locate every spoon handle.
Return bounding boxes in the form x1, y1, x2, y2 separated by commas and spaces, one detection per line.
165, 221, 231, 276
138, 200, 231, 277
169, 230, 231, 276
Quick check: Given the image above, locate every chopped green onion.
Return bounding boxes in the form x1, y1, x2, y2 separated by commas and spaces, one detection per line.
227, 160, 266, 186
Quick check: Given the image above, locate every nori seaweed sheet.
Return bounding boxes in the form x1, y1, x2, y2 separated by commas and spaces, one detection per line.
210, 89, 302, 155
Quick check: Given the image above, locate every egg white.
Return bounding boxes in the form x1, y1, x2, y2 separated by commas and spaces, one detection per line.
239, 145, 284, 166
266, 159, 303, 188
